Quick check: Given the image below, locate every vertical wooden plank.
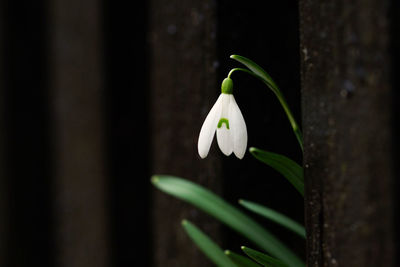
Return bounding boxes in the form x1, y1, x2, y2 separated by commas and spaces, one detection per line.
299, 0, 395, 266
148, 0, 222, 266
48, 0, 110, 266
391, 0, 400, 263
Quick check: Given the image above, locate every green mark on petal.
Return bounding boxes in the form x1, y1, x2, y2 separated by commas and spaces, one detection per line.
217, 118, 230, 129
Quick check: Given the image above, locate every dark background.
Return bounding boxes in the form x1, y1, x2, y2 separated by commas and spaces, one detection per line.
9, 0, 400, 266
0, 0, 304, 266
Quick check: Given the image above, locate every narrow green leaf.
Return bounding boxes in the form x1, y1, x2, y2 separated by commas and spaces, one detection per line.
230, 55, 303, 151
239, 199, 305, 239
241, 246, 288, 267
225, 250, 261, 267
182, 220, 237, 267
249, 147, 304, 196
152, 175, 305, 267
230, 55, 279, 92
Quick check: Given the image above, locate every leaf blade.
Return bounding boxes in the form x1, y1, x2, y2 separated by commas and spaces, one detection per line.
239, 199, 306, 239
249, 147, 304, 196
182, 220, 237, 267
230, 54, 279, 91
230, 55, 303, 151
152, 175, 305, 267
241, 246, 288, 267
225, 250, 261, 267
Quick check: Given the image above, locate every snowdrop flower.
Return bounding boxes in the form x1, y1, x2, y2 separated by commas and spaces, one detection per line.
198, 78, 247, 159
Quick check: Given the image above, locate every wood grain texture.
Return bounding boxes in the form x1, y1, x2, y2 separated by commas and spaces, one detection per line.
48, 0, 110, 266
148, 1, 222, 266
299, 0, 395, 265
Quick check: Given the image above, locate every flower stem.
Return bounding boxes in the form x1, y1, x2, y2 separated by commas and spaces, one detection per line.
228, 68, 303, 151
228, 68, 256, 79
273, 90, 303, 151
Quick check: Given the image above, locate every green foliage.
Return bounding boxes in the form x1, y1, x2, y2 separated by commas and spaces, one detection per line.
230, 55, 279, 93
230, 55, 303, 151
239, 199, 305, 238
241, 246, 288, 267
151, 175, 305, 267
150, 55, 306, 267
249, 147, 304, 196
182, 220, 236, 267
225, 250, 261, 267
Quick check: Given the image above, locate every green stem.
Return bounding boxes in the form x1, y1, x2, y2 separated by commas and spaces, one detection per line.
227, 68, 255, 78
274, 90, 303, 151
228, 68, 303, 151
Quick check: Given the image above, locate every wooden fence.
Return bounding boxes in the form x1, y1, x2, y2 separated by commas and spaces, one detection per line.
0, 0, 398, 266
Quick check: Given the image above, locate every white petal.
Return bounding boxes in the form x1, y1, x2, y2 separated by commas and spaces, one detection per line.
216, 94, 233, 156
198, 94, 223, 158
229, 95, 247, 159
217, 124, 233, 156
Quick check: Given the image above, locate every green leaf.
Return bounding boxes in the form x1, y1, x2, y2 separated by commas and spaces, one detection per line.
182, 220, 237, 267
241, 246, 288, 267
225, 250, 261, 267
230, 55, 279, 92
152, 175, 305, 267
249, 147, 304, 196
239, 199, 305, 239
230, 55, 303, 151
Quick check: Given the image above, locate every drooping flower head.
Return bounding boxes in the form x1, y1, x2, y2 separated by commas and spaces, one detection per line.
198, 78, 247, 159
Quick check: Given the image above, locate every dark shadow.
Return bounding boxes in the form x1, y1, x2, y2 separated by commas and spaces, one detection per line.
2, 0, 54, 266
102, 0, 151, 266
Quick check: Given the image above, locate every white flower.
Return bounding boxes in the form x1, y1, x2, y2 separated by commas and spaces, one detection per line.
198, 78, 247, 159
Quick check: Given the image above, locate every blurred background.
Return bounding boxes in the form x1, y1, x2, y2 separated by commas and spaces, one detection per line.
1, 0, 305, 266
